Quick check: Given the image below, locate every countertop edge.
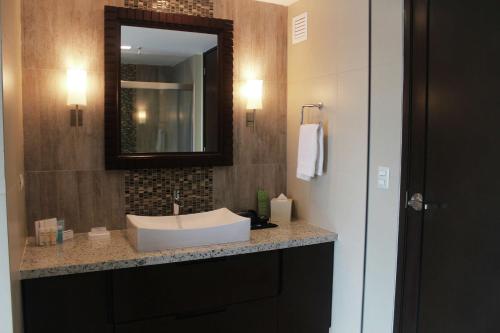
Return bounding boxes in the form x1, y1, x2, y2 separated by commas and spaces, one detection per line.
20, 233, 337, 280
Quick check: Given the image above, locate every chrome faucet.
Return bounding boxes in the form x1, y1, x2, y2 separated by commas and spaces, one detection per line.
173, 190, 182, 216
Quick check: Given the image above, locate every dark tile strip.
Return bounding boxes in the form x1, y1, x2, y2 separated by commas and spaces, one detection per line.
123, 0, 214, 17
124, 168, 214, 216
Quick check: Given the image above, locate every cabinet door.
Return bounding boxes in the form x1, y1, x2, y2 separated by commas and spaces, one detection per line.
22, 272, 112, 333
115, 298, 277, 333
278, 242, 334, 333
112, 251, 279, 323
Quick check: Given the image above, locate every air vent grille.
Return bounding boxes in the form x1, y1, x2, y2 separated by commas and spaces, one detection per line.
292, 12, 308, 44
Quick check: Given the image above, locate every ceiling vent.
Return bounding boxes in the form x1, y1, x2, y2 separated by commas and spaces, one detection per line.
292, 12, 308, 44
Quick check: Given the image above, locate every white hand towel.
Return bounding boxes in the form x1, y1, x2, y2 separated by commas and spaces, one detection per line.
315, 125, 324, 176
297, 124, 320, 181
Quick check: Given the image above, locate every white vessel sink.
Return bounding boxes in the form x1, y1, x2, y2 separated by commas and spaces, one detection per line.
127, 208, 251, 252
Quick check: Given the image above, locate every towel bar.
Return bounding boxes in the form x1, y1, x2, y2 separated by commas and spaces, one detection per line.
300, 103, 324, 125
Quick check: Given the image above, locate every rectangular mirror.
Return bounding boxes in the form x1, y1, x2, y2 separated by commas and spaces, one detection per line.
105, 7, 233, 169
120, 26, 218, 154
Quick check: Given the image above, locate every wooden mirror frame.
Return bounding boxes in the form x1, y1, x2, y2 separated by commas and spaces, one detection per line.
104, 6, 233, 169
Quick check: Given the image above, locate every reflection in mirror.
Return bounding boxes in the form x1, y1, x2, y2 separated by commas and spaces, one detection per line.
120, 26, 218, 154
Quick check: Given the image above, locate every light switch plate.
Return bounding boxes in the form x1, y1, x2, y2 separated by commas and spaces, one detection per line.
377, 166, 390, 190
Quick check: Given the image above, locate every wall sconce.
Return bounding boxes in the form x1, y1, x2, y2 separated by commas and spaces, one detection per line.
244, 79, 263, 128
136, 110, 147, 124
66, 69, 87, 127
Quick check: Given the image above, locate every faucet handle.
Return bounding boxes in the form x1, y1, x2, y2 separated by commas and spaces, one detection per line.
173, 190, 181, 201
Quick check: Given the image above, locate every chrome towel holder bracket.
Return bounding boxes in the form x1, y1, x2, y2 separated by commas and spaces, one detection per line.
300, 102, 324, 125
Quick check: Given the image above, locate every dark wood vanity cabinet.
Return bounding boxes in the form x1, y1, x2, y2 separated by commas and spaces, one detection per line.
22, 271, 112, 333
22, 243, 334, 333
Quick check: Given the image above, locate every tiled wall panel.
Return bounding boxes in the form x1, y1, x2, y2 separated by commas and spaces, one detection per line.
213, 0, 287, 211
124, 0, 213, 16
125, 168, 213, 216
23, 0, 287, 234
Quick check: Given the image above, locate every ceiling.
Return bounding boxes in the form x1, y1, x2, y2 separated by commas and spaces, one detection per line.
256, 0, 299, 6
121, 26, 218, 66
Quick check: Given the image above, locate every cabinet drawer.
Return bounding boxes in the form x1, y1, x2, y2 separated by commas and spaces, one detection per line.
115, 298, 277, 333
112, 251, 280, 323
22, 272, 112, 333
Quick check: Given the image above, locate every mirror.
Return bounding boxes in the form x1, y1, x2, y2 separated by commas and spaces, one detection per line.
120, 26, 218, 154
105, 6, 233, 169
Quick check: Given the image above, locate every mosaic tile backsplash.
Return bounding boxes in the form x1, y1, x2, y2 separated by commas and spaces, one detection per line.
120, 65, 137, 154
125, 168, 214, 216
124, 0, 213, 17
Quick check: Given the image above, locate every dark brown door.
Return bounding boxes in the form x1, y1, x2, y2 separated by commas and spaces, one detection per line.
203, 47, 218, 152
396, 0, 500, 332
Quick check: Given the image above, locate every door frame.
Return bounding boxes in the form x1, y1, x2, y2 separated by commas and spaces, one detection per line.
393, 0, 428, 331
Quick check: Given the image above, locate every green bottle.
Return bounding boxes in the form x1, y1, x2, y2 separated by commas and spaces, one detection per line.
257, 190, 270, 218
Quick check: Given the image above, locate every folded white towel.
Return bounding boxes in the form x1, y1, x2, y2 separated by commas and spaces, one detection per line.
297, 124, 324, 181
316, 125, 324, 176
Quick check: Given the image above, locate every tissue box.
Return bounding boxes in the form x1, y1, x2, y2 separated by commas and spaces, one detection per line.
271, 198, 293, 223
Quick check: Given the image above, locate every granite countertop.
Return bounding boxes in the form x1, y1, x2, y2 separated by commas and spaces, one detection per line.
20, 220, 338, 280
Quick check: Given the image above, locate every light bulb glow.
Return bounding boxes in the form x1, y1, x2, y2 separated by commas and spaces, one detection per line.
136, 110, 147, 124
66, 69, 87, 106
244, 79, 263, 110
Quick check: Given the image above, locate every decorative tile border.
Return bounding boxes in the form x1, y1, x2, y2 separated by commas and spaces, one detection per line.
124, 0, 214, 17
120, 65, 137, 153
122, 0, 214, 216
124, 168, 214, 216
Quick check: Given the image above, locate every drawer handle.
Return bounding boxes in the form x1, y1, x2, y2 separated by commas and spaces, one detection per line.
175, 307, 228, 320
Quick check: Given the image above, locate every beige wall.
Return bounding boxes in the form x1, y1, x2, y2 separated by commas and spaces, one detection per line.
1, 0, 27, 331
287, 0, 369, 332
362, 0, 403, 331
22, 0, 287, 233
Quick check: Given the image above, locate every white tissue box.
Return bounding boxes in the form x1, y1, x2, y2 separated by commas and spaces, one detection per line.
271, 198, 293, 223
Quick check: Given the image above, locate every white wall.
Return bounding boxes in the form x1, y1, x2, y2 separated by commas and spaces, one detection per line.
362, 0, 404, 332
1, 0, 27, 331
287, 0, 369, 332
0, 13, 15, 332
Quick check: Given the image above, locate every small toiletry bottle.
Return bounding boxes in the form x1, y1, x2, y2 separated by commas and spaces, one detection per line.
39, 227, 49, 246
50, 226, 57, 245
35, 220, 41, 246
37, 227, 43, 246
257, 190, 270, 218
57, 219, 65, 244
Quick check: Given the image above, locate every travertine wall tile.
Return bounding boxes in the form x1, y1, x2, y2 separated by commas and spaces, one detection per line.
23, 0, 287, 233
213, 163, 286, 211
232, 80, 287, 166
22, 0, 217, 234
76, 170, 125, 231
25, 170, 125, 234
25, 171, 80, 234
215, 0, 287, 82
22, 0, 106, 72
23, 69, 104, 172
214, 0, 287, 211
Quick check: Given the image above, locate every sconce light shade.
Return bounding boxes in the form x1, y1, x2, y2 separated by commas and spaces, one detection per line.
66, 69, 87, 106
245, 79, 263, 110
136, 110, 147, 124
